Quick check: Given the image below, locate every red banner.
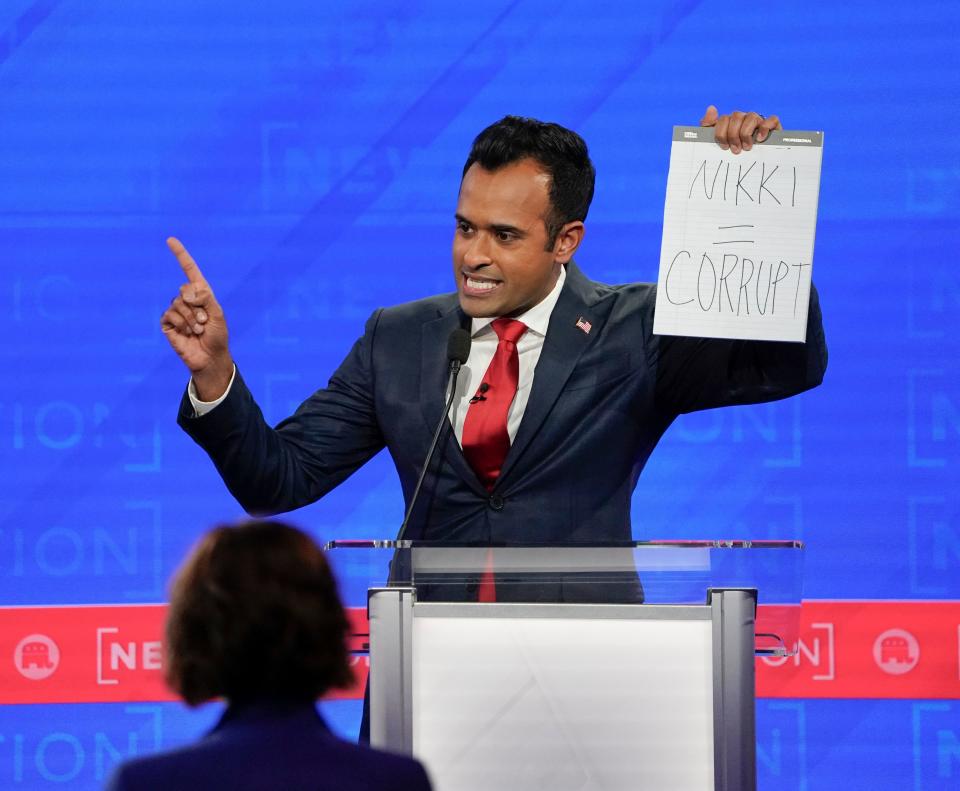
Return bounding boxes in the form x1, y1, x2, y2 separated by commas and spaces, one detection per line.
0, 604, 366, 705
1, 601, 957, 704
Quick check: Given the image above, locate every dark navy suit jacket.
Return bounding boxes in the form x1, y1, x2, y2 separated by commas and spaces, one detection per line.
179, 262, 826, 568
105, 701, 432, 791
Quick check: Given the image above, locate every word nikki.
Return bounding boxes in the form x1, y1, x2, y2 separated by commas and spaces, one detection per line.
687, 160, 798, 207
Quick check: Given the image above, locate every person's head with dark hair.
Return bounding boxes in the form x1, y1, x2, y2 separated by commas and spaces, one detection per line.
164, 519, 353, 706
462, 116, 596, 246
454, 116, 593, 318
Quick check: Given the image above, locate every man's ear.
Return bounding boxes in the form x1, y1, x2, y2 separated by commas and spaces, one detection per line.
553, 221, 585, 264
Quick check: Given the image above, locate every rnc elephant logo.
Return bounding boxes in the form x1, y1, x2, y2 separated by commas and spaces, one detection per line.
872, 629, 920, 676
14, 633, 60, 680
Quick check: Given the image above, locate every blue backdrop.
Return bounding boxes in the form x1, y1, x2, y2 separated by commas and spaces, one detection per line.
0, 0, 958, 788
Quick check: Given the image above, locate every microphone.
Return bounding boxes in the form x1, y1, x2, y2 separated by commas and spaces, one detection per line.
397, 328, 471, 540
446, 327, 471, 373
469, 382, 490, 403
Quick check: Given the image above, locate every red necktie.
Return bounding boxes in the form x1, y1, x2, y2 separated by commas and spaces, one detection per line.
462, 318, 527, 603
462, 318, 528, 491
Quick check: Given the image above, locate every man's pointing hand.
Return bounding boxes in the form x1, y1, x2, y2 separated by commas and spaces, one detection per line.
160, 237, 234, 401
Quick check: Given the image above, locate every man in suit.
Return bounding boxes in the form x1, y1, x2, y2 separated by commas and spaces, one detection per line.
106, 519, 432, 791
162, 107, 826, 599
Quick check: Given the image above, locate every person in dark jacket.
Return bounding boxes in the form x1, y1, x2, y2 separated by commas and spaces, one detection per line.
105, 519, 432, 791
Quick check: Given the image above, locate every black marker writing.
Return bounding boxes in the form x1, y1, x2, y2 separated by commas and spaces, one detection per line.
736, 162, 756, 206
713, 224, 755, 245
665, 251, 695, 305
687, 160, 725, 199
759, 163, 781, 205
664, 251, 807, 317
685, 159, 794, 208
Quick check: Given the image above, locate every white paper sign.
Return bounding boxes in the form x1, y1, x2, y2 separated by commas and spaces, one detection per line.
653, 126, 823, 342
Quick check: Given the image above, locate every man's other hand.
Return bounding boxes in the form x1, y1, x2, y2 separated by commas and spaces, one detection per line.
700, 105, 782, 154
160, 237, 233, 401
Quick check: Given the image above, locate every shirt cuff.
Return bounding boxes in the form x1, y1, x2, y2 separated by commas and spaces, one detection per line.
188, 365, 237, 416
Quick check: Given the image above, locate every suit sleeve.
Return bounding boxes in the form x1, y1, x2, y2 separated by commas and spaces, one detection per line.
103, 766, 129, 791
177, 310, 386, 515
650, 285, 827, 415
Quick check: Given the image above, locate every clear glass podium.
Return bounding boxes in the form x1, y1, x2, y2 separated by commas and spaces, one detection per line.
326, 540, 803, 791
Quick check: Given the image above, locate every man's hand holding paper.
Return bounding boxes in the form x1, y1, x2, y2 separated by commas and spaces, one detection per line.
699, 105, 783, 153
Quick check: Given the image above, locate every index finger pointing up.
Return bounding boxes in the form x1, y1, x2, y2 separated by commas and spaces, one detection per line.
166, 236, 206, 285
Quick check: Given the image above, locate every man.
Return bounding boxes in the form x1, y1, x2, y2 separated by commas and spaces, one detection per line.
163, 107, 826, 590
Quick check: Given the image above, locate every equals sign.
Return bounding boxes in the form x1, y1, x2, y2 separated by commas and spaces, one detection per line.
713, 224, 755, 245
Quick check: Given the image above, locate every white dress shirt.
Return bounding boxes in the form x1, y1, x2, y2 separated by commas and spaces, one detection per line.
190, 267, 567, 451
450, 266, 565, 445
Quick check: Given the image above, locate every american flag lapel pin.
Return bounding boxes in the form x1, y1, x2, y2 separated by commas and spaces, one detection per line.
575, 316, 592, 335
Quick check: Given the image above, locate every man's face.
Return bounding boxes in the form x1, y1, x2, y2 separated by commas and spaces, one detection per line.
453, 159, 568, 318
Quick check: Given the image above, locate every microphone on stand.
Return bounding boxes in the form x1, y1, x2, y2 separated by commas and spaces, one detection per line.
397, 328, 472, 541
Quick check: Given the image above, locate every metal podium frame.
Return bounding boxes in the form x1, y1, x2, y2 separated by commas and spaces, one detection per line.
368, 587, 758, 791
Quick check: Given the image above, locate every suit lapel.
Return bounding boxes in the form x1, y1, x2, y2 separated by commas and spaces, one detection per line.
496, 262, 611, 488
419, 302, 487, 493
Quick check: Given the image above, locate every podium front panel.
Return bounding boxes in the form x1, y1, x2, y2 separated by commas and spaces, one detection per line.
412, 603, 714, 791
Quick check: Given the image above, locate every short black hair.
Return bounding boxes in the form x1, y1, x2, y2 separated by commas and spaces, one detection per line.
462, 115, 596, 247
164, 520, 353, 706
